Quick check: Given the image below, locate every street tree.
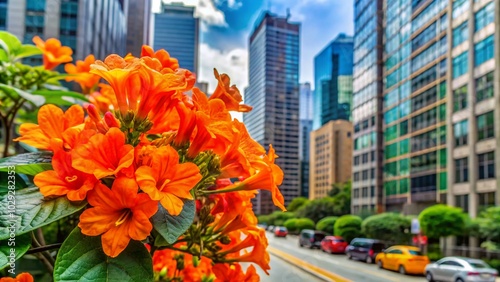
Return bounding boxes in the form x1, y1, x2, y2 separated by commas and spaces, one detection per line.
316, 216, 338, 234
287, 197, 309, 212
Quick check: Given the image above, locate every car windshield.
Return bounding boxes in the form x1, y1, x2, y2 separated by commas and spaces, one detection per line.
469, 261, 489, 269
314, 233, 326, 241
333, 239, 345, 243
277, 227, 286, 231
408, 250, 423, 256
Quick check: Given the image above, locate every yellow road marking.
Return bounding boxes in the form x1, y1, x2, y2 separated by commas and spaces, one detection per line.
268, 246, 352, 282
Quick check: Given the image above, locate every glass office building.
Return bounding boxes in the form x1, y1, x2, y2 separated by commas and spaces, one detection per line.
299, 83, 314, 198
244, 12, 300, 215
5, 0, 127, 61
153, 3, 199, 74
351, 0, 384, 215
313, 33, 354, 129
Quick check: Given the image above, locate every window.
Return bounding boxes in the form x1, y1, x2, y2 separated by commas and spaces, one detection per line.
362, 170, 369, 180
478, 192, 495, 213
412, 87, 437, 112
477, 111, 494, 140
411, 174, 436, 193
411, 66, 436, 92
454, 120, 468, 146
354, 172, 360, 181
370, 186, 375, 197
412, 130, 437, 152
400, 120, 409, 136
476, 72, 494, 102
453, 51, 468, 78
354, 156, 360, 165
452, 21, 468, 47
354, 188, 360, 198
453, 85, 467, 112
475, 2, 494, 31
453, 0, 469, 19
455, 158, 469, 183
478, 152, 495, 179
411, 151, 437, 173
475, 36, 494, 66
371, 151, 375, 162
412, 23, 436, 51
412, 108, 437, 132
362, 153, 369, 163
362, 187, 368, 198
455, 194, 469, 213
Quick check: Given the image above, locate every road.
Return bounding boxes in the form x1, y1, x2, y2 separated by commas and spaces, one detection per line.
266, 233, 427, 282
253, 253, 323, 282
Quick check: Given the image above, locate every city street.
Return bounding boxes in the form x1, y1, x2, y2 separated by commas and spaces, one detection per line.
266, 233, 426, 282
251, 254, 323, 282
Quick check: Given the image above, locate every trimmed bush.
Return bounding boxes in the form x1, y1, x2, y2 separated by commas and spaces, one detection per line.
296, 218, 315, 232
362, 213, 411, 244
334, 215, 363, 243
316, 216, 338, 234
284, 218, 298, 233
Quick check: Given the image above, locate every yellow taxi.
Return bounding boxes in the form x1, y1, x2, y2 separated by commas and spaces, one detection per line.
375, 245, 430, 275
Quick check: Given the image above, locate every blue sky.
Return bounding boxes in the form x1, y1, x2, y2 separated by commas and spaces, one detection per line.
153, 0, 353, 93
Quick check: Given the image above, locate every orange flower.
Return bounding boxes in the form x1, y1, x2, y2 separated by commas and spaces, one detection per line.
34, 148, 97, 201
72, 127, 134, 179
78, 176, 158, 257
89, 84, 118, 113
90, 54, 141, 116
211, 191, 257, 233
217, 145, 285, 211
14, 104, 85, 151
141, 45, 179, 72
213, 264, 259, 282
211, 69, 252, 112
0, 273, 34, 282
65, 55, 101, 93
135, 145, 202, 215
222, 229, 270, 274
33, 36, 73, 70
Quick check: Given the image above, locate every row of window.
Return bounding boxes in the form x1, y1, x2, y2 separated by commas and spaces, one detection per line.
354, 151, 376, 165
353, 186, 376, 199
452, 35, 495, 78
455, 151, 495, 183
353, 168, 376, 181
454, 111, 494, 147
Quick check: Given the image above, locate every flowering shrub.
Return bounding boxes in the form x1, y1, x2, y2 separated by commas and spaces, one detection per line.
0, 32, 285, 281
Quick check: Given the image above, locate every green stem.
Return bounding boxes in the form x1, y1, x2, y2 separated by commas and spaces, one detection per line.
202, 184, 244, 195
26, 243, 62, 254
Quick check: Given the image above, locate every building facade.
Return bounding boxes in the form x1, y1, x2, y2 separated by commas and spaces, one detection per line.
126, 0, 151, 56
299, 82, 314, 198
446, 0, 498, 220
244, 12, 300, 215
153, 3, 199, 74
4, 0, 127, 60
351, 0, 384, 215
313, 33, 354, 130
309, 120, 353, 200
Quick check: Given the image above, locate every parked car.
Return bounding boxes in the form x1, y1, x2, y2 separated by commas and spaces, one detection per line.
425, 257, 498, 282
298, 230, 326, 249
345, 238, 385, 264
274, 226, 288, 237
375, 245, 429, 275
321, 236, 348, 254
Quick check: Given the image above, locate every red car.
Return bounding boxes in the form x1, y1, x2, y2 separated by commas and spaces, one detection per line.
274, 227, 288, 237
321, 236, 348, 254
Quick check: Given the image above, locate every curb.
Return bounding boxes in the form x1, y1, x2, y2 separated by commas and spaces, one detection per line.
268, 246, 352, 282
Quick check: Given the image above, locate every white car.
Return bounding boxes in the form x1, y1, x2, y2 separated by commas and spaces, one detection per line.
425, 257, 497, 282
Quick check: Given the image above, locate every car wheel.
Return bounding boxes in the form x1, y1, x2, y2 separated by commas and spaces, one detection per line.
377, 260, 383, 269
366, 256, 373, 264
299, 242, 303, 247
425, 272, 434, 282
347, 252, 352, 260
398, 265, 406, 275
328, 247, 333, 254
455, 279, 464, 282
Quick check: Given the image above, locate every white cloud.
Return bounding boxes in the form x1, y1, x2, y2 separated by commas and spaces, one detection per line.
198, 43, 248, 95
215, 0, 243, 9
154, 0, 227, 27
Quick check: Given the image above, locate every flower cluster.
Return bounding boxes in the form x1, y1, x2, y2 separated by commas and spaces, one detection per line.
14, 44, 285, 281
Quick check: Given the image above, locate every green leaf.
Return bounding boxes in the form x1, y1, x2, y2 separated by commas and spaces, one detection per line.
0, 32, 22, 56
54, 227, 153, 282
0, 84, 45, 107
32, 90, 89, 106
151, 200, 195, 245
0, 187, 87, 240
13, 44, 42, 60
0, 152, 53, 175
0, 172, 29, 194
0, 49, 7, 61
0, 233, 31, 270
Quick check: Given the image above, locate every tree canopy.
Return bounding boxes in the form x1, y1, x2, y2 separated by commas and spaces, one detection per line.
316, 216, 338, 234
418, 204, 467, 239
334, 215, 363, 243
287, 197, 309, 212
362, 213, 411, 244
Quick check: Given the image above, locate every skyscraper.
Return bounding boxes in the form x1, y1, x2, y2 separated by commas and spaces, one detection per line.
299, 83, 313, 198
351, 0, 384, 215
126, 0, 152, 56
244, 12, 300, 215
4, 0, 128, 60
153, 3, 199, 73
313, 33, 354, 129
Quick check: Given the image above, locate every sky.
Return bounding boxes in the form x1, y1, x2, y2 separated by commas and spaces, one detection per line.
152, 0, 354, 94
